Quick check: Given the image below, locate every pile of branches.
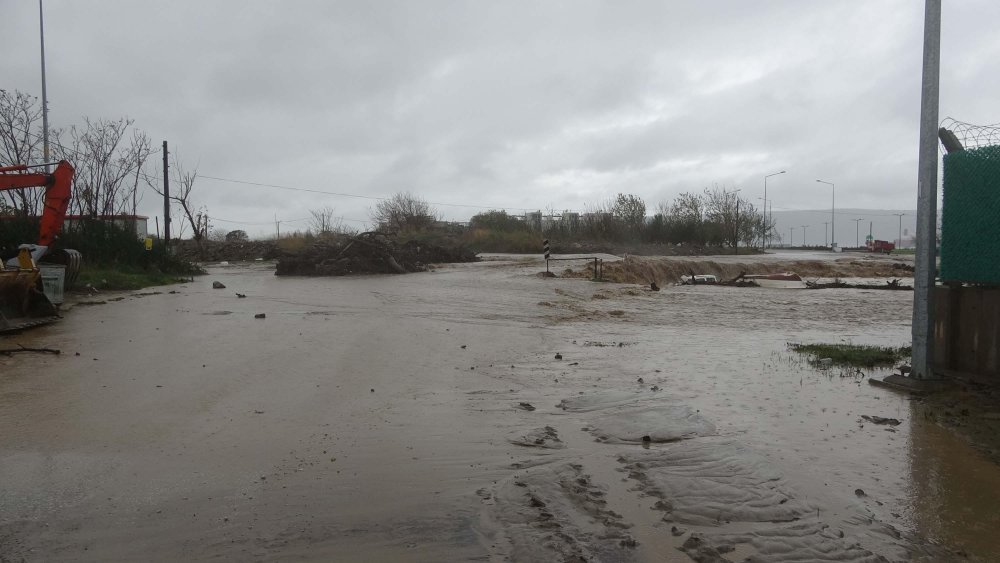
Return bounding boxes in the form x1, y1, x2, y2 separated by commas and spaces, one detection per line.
275, 232, 477, 276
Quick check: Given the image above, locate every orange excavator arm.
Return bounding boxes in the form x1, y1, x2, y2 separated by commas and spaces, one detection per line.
0, 160, 74, 247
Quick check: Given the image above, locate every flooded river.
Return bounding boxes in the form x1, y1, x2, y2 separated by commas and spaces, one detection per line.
1, 257, 998, 561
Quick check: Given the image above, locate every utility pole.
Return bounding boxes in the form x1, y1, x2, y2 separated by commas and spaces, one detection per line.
912, 0, 941, 380
823, 222, 830, 247
162, 141, 171, 247
275, 214, 281, 239
894, 213, 906, 247
789, 227, 794, 247
801, 225, 808, 247
853, 218, 864, 247
39, 0, 50, 170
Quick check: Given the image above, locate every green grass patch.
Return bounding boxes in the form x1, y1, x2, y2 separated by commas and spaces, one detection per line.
788, 342, 911, 368
75, 267, 198, 291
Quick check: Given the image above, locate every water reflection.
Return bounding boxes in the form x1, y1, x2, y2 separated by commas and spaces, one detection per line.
908, 401, 1000, 561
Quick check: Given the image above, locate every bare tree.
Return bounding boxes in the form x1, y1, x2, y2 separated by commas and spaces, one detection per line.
57, 117, 152, 222
703, 186, 741, 248
703, 186, 763, 249
370, 192, 435, 232
309, 205, 344, 235
0, 90, 46, 216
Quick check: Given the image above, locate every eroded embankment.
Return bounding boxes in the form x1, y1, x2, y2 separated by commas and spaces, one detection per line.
562, 256, 915, 284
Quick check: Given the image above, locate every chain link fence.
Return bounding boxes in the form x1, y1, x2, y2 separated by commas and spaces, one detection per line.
940, 142, 1000, 285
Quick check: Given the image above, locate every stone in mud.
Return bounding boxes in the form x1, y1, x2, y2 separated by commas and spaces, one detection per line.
516, 402, 536, 412
861, 415, 901, 426
212, 281, 226, 289
254, 313, 265, 319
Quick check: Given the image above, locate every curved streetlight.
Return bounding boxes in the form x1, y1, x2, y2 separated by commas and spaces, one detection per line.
816, 180, 835, 249
763, 171, 785, 249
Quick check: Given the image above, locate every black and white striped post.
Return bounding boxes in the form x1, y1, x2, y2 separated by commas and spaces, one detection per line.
543, 239, 551, 273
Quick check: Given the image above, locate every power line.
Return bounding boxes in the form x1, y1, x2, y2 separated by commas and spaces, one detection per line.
207, 214, 368, 226
197, 173, 536, 212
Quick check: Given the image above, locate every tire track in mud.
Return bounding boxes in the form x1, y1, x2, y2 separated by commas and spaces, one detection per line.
485, 386, 949, 562
484, 390, 710, 562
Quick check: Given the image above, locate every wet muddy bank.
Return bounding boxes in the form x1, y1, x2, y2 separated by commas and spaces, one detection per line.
559, 254, 915, 285
1, 258, 998, 561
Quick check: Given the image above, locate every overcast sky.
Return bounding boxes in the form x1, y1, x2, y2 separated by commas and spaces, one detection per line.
2, 1, 998, 237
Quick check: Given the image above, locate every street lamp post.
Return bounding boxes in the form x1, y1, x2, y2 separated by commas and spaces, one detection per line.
763, 171, 785, 249
39, 0, 51, 169
894, 213, 906, 247
801, 225, 808, 247
822, 222, 829, 246
816, 180, 835, 249
724, 188, 742, 254
789, 227, 794, 247
853, 217, 864, 248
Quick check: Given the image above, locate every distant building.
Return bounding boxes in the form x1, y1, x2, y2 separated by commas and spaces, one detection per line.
64, 214, 149, 239
561, 212, 580, 232
525, 211, 542, 231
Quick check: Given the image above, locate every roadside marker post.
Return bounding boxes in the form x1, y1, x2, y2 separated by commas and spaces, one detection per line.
540, 238, 603, 281
543, 239, 550, 273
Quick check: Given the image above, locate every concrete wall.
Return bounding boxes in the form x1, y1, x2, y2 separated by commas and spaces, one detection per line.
934, 286, 1000, 380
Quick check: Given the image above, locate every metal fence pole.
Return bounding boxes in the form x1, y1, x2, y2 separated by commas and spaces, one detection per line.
912, 0, 942, 379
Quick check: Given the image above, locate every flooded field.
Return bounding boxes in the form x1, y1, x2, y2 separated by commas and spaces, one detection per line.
1, 255, 998, 561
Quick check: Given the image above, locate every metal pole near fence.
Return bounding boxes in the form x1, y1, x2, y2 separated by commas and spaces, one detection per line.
912, 0, 942, 380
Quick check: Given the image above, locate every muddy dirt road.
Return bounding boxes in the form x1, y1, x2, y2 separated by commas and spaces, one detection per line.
2, 256, 998, 561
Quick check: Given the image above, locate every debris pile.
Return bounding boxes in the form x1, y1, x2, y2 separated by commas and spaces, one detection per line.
172, 240, 280, 262
275, 232, 477, 276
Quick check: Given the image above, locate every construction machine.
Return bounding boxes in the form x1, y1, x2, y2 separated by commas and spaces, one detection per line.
0, 160, 81, 333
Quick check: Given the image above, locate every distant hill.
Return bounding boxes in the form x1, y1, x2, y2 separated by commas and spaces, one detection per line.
769, 209, 917, 248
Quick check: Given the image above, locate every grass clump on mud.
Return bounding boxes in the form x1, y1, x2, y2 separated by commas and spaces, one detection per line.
74, 266, 196, 291
788, 343, 911, 368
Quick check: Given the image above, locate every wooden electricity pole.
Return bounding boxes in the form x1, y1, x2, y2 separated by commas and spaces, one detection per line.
162, 140, 171, 247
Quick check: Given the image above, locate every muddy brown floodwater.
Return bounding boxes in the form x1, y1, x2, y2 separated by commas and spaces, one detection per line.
1, 256, 999, 562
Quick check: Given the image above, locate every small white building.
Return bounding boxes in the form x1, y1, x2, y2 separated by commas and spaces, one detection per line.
63, 214, 149, 239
